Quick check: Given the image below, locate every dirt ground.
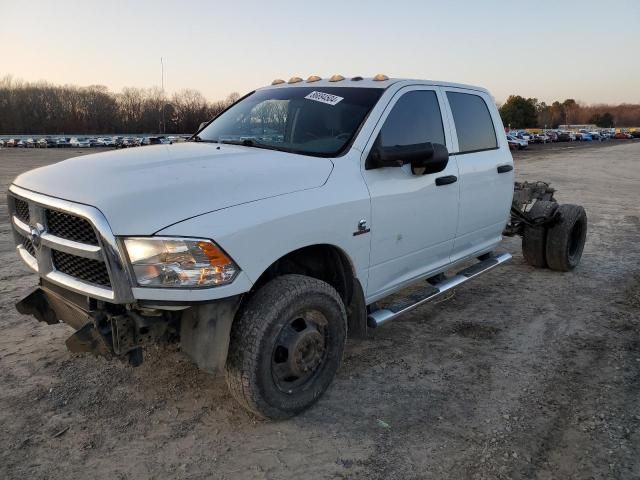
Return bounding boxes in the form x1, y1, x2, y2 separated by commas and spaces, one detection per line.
1, 141, 639, 479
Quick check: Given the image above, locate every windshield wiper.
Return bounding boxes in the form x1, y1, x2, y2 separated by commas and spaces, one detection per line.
220, 139, 282, 152
191, 135, 218, 143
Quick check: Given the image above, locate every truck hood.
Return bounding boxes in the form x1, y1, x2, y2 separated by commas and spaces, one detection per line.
13, 143, 333, 234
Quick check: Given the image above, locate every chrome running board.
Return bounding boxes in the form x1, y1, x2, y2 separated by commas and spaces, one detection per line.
367, 252, 512, 328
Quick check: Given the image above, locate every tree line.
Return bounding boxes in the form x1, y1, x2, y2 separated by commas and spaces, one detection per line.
0, 76, 239, 135
2, 76, 639, 134
499, 95, 640, 129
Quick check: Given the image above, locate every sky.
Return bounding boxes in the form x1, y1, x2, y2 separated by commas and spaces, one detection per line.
1, 0, 639, 105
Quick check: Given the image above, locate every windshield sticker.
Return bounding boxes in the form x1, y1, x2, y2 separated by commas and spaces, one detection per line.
304, 91, 344, 106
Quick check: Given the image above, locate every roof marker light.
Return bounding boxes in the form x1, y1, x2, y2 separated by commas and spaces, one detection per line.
306, 75, 321, 82
351, 76, 363, 81
328, 74, 345, 82
272, 79, 285, 85
373, 74, 389, 81
288, 76, 303, 84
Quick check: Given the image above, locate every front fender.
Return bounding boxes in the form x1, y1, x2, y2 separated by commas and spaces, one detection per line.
156, 160, 371, 300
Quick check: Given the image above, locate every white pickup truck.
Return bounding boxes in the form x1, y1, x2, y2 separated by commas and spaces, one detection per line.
9, 75, 587, 419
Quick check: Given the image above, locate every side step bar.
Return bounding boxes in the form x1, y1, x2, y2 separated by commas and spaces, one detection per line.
367, 252, 512, 328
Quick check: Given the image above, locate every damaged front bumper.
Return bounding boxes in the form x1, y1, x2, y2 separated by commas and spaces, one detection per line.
16, 280, 240, 370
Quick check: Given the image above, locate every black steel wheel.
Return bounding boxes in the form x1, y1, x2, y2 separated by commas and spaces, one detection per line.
225, 275, 346, 419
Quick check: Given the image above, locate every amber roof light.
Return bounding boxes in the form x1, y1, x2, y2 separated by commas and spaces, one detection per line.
271, 79, 285, 85
328, 74, 345, 82
373, 74, 389, 81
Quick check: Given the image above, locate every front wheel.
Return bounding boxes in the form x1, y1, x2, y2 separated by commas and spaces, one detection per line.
225, 274, 347, 419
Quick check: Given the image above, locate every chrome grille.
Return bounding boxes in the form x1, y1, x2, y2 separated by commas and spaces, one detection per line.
8, 185, 134, 303
21, 235, 36, 257
46, 209, 99, 245
15, 198, 30, 223
52, 250, 111, 287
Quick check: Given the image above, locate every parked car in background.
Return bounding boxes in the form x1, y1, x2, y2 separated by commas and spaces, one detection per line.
516, 131, 532, 142
97, 137, 115, 147
579, 133, 593, 141
25, 138, 36, 148
544, 131, 558, 142
630, 131, 640, 138
0, 140, 5, 147
56, 138, 70, 148
6, 138, 18, 147
16, 140, 26, 148
142, 137, 171, 145
506, 134, 528, 150
587, 131, 602, 141
70, 137, 91, 148
556, 132, 572, 142
37, 138, 57, 148
613, 132, 633, 139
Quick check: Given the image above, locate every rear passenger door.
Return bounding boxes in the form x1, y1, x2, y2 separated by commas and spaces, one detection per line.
443, 89, 514, 262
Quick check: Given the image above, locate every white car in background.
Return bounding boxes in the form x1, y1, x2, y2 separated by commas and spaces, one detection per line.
70, 137, 91, 148
97, 137, 115, 147
506, 134, 528, 150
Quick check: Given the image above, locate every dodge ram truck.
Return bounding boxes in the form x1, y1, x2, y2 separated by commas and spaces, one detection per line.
8, 74, 587, 419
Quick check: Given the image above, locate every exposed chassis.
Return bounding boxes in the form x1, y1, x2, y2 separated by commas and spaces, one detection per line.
505, 181, 558, 237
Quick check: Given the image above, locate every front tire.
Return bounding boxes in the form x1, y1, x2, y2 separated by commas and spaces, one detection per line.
225, 275, 347, 419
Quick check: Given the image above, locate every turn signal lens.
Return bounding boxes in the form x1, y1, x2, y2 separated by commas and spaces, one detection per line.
124, 237, 239, 288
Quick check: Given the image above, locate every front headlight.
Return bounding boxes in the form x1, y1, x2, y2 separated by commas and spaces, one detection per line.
123, 237, 239, 288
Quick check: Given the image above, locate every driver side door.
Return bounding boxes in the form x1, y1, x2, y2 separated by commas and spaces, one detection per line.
361, 87, 460, 301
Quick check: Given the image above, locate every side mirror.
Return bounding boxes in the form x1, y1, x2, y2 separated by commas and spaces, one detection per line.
366, 142, 449, 175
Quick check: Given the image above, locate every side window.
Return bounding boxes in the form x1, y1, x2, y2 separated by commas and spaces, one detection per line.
377, 90, 445, 148
447, 92, 498, 153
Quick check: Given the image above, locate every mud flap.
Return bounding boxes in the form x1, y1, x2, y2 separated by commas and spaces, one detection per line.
180, 297, 242, 373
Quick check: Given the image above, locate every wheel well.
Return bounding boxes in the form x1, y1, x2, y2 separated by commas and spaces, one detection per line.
253, 245, 356, 306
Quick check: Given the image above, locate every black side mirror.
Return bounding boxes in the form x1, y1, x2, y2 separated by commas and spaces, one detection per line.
366, 142, 449, 175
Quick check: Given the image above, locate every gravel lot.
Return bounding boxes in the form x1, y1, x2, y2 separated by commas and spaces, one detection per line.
1, 141, 639, 479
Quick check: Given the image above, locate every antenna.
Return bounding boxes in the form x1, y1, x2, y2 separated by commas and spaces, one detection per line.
161, 57, 166, 134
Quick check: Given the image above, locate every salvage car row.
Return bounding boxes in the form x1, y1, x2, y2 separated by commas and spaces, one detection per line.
0, 135, 189, 148
506, 129, 639, 150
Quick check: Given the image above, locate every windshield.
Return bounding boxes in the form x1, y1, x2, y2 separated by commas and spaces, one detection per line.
196, 86, 383, 157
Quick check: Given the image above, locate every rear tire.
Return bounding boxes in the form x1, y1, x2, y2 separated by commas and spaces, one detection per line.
545, 204, 587, 271
522, 200, 558, 268
225, 274, 347, 419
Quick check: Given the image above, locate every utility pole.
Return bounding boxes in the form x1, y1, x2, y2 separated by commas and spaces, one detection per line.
161, 57, 166, 134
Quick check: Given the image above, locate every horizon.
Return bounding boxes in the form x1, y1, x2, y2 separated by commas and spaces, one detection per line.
2, 73, 640, 108
1, 0, 638, 105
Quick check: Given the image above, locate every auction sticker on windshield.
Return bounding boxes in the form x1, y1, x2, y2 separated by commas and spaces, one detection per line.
304, 91, 344, 106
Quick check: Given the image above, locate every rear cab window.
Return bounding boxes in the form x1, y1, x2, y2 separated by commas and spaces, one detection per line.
447, 92, 498, 154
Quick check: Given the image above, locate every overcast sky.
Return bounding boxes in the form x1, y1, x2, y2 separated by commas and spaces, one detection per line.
2, 0, 638, 104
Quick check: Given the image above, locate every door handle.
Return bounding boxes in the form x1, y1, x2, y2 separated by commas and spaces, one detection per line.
497, 164, 513, 173
435, 175, 458, 186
